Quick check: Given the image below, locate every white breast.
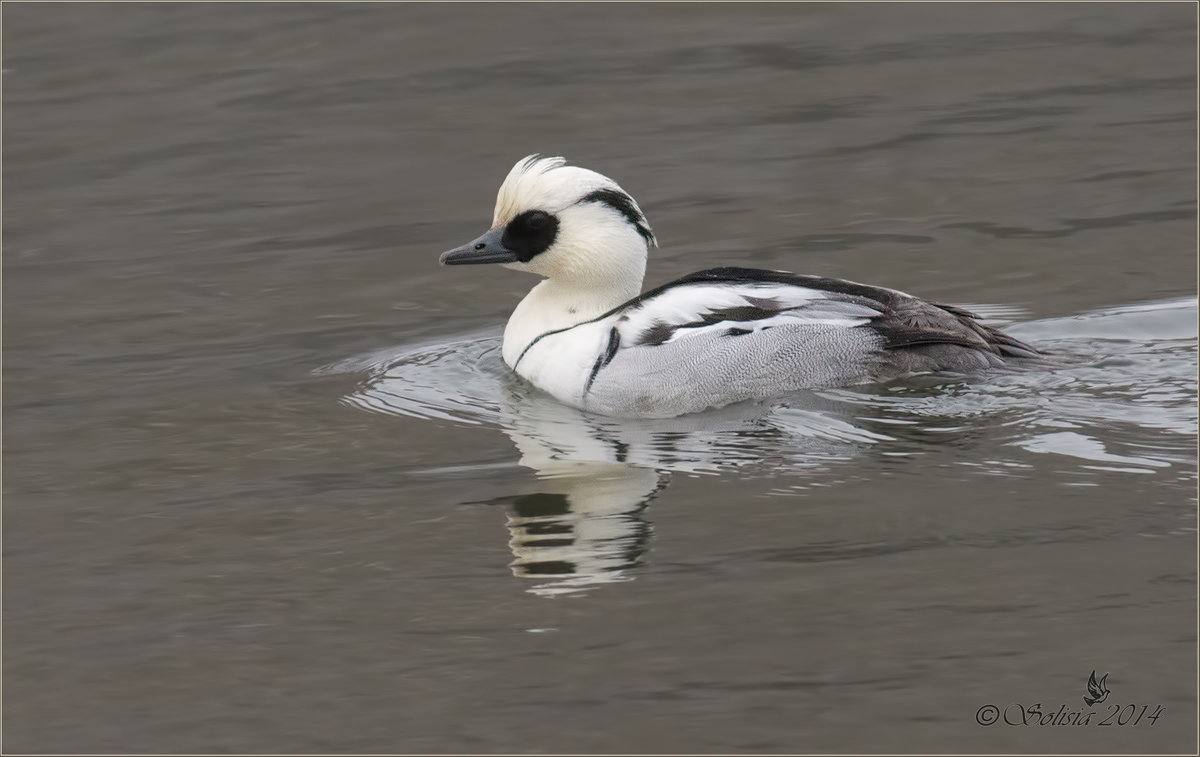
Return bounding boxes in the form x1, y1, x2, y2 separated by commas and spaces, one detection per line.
508, 317, 617, 409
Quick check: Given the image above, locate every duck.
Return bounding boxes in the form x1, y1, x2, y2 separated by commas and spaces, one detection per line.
439, 155, 1043, 418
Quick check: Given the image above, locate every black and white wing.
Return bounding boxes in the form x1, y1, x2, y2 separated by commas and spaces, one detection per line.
582, 267, 1040, 417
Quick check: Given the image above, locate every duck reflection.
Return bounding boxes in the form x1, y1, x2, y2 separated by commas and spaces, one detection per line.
494, 386, 669, 596
341, 337, 882, 597
489, 381, 864, 596
498, 467, 664, 597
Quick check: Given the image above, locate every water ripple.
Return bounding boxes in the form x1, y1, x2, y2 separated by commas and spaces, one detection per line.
324, 297, 1196, 595
331, 296, 1197, 480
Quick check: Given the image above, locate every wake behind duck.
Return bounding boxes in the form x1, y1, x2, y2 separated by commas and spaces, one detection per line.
440, 155, 1043, 418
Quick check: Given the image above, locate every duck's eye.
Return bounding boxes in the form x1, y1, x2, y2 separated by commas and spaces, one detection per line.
502, 210, 559, 262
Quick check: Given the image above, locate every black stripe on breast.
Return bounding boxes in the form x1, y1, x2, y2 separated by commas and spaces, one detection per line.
582, 327, 622, 396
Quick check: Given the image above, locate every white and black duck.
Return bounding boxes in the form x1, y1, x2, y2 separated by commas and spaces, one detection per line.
440, 155, 1043, 418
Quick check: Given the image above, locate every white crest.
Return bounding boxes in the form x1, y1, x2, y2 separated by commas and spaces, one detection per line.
491, 155, 654, 248
493, 155, 567, 226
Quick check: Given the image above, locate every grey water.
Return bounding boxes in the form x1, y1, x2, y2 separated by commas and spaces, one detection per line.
3, 3, 1197, 754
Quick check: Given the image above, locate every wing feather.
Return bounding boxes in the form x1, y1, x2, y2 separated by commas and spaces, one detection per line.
614, 281, 880, 348
573, 267, 1043, 416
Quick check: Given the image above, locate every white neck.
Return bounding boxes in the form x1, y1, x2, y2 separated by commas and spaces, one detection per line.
501, 271, 643, 369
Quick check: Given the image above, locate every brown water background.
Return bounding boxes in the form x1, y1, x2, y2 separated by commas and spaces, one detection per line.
4, 3, 1197, 753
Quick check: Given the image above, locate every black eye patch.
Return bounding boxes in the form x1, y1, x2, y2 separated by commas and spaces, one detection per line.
501, 210, 559, 262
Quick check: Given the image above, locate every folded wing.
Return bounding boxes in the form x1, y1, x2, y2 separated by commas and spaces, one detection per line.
581, 267, 1041, 417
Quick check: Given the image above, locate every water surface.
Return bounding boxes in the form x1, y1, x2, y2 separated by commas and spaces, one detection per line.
4, 3, 1196, 753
